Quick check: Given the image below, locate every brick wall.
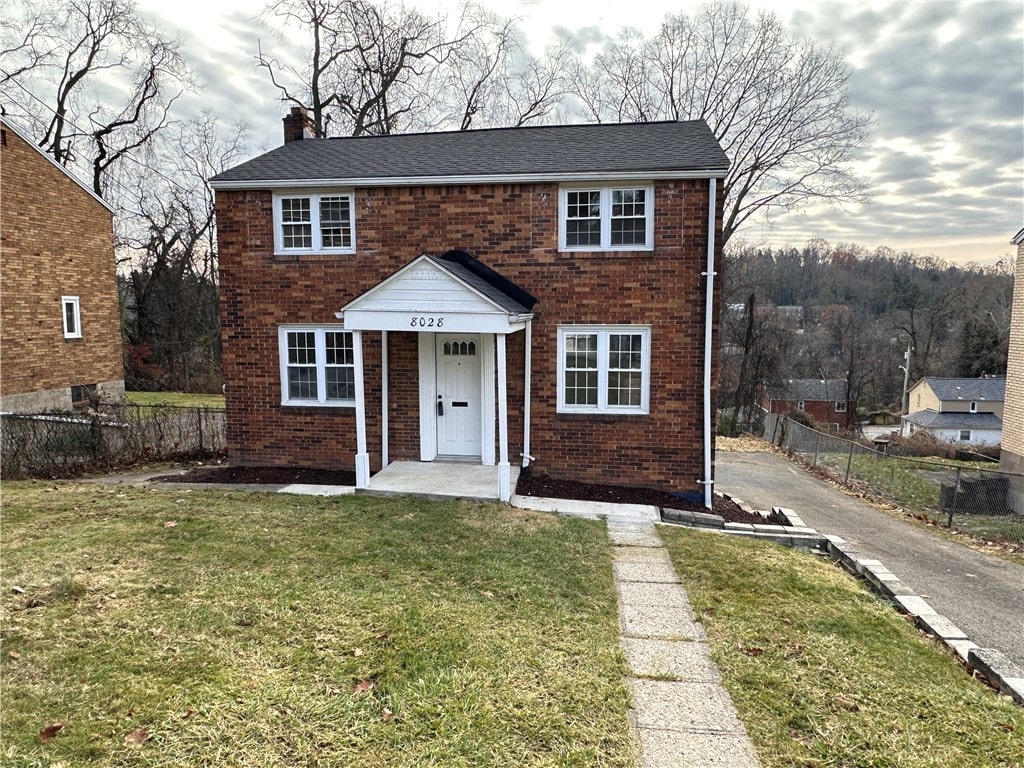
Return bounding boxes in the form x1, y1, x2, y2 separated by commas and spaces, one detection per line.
0, 124, 124, 411
216, 178, 723, 494
766, 399, 856, 430
1001, 239, 1024, 474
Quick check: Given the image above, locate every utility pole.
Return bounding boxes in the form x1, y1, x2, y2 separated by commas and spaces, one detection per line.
899, 343, 913, 415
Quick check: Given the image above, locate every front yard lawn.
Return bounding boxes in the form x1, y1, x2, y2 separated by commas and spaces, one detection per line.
1, 483, 633, 767
661, 527, 1024, 768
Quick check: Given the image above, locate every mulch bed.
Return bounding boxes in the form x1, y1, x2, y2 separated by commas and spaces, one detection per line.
516, 472, 765, 524
155, 464, 766, 525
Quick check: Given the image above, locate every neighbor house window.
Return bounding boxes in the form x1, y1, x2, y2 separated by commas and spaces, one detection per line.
969, 401, 977, 413
71, 384, 95, 408
62, 296, 81, 339
274, 192, 355, 254
835, 401, 847, 412
559, 185, 654, 251
278, 326, 355, 406
797, 400, 805, 411
959, 429, 971, 441
557, 326, 650, 414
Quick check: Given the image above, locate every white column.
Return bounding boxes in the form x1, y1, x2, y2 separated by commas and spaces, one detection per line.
381, 330, 389, 468
522, 320, 532, 468
353, 330, 370, 488
497, 333, 510, 501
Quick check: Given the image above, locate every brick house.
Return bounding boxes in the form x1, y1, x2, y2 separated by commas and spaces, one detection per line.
761, 378, 856, 430
0, 117, 124, 412
999, 227, 1023, 473
210, 110, 728, 503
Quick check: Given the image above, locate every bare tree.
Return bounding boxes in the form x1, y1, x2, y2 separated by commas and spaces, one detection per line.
0, 0, 191, 197
566, 3, 871, 244
121, 113, 248, 391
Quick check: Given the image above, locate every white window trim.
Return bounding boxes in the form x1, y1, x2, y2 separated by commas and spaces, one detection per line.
835, 400, 847, 412
797, 400, 805, 411
273, 190, 356, 255
558, 184, 654, 252
278, 325, 355, 407
959, 429, 971, 441
556, 325, 651, 414
969, 401, 977, 413
62, 296, 82, 339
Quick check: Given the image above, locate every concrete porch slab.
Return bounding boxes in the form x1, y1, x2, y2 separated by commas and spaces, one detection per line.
360, 461, 519, 502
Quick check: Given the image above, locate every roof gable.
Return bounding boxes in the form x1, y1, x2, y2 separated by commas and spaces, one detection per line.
1, 117, 115, 214
211, 120, 729, 189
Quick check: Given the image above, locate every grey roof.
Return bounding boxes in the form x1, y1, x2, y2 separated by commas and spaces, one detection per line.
766, 379, 850, 402
903, 410, 1003, 430
425, 251, 534, 315
918, 377, 1006, 402
210, 121, 729, 187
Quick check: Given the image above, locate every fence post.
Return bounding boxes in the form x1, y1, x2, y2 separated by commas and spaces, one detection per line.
197, 407, 204, 450
948, 466, 962, 527
813, 431, 821, 468
845, 441, 854, 484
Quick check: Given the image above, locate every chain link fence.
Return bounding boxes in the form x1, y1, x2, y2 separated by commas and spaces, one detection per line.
758, 414, 1024, 548
1, 403, 226, 479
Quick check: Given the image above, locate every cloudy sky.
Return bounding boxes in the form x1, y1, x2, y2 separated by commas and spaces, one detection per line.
124, 1, 1024, 264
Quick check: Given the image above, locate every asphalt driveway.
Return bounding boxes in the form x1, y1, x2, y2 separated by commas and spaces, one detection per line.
716, 451, 1024, 670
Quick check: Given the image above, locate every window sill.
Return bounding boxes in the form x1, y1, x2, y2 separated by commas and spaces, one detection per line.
280, 401, 356, 409
557, 246, 654, 255
273, 251, 355, 263
556, 411, 649, 421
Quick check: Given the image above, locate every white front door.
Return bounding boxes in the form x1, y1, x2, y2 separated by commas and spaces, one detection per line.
435, 334, 482, 457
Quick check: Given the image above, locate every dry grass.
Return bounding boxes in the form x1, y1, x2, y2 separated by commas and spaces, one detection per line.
716, 435, 774, 452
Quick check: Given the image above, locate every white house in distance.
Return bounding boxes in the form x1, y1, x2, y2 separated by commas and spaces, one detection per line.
901, 377, 1005, 446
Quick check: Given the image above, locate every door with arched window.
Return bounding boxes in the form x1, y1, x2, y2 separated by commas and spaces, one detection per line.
435, 334, 482, 456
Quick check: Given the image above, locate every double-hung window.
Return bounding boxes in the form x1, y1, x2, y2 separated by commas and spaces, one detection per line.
274, 192, 355, 254
278, 326, 355, 406
62, 296, 82, 339
835, 401, 847, 413
557, 326, 650, 414
559, 185, 654, 251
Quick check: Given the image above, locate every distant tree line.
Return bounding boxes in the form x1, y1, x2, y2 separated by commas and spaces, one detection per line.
720, 239, 1014, 432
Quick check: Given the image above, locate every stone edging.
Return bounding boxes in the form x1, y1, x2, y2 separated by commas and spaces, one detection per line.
823, 533, 1024, 706
659, 493, 827, 550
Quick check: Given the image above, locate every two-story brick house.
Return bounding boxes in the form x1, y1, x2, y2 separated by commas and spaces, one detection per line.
211, 109, 728, 503
761, 378, 856, 431
0, 117, 124, 412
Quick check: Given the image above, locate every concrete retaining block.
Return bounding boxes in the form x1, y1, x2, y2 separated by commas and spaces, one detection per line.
968, 648, 1024, 704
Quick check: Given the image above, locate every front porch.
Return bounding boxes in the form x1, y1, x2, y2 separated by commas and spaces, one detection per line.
361, 461, 521, 502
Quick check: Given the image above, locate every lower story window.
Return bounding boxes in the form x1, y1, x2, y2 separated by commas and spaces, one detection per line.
959, 429, 971, 441
278, 326, 355, 406
557, 325, 650, 414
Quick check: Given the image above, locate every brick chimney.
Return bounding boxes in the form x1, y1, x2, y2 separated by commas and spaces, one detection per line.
283, 106, 316, 143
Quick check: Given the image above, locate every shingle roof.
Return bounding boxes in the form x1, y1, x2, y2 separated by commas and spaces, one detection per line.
918, 377, 1006, 402
903, 410, 1003, 430
766, 379, 850, 402
426, 250, 535, 315
210, 120, 729, 187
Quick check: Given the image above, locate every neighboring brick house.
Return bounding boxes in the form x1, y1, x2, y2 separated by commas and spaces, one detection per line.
0, 117, 124, 412
901, 377, 1005, 446
210, 110, 728, 502
1001, 228, 1023, 472
761, 378, 856, 430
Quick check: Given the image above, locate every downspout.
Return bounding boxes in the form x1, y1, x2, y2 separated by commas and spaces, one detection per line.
700, 178, 718, 509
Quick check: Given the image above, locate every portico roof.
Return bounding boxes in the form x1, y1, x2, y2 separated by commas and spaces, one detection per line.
338, 250, 535, 334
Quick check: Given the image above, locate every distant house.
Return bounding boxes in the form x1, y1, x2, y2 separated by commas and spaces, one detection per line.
901, 377, 1005, 446
1002, 228, 1023, 472
0, 117, 124, 412
761, 378, 855, 430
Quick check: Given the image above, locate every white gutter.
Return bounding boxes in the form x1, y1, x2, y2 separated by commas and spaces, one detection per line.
210, 168, 730, 191
700, 178, 718, 509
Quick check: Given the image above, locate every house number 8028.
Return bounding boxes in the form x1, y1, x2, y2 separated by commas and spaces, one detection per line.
410, 316, 444, 328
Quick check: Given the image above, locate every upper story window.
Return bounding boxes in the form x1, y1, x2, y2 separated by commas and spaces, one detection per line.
969, 401, 978, 413
278, 325, 355, 406
559, 185, 654, 252
274, 192, 355, 254
62, 296, 82, 339
557, 325, 651, 414
835, 401, 847, 412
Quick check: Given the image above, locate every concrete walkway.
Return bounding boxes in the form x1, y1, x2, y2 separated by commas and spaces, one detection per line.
717, 451, 1024, 670
602, 509, 760, 768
